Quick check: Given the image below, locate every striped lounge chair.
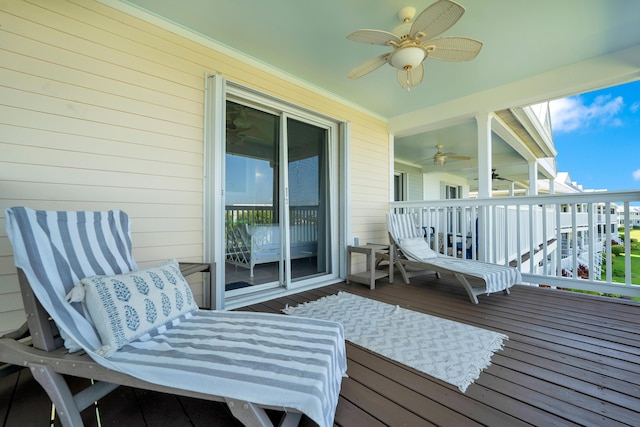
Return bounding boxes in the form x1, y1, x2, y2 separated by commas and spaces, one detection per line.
1, 207, 346, 427
387, 213, 521, 304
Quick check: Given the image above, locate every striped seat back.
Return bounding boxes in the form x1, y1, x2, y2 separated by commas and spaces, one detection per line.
5, 207, 138, 350
386, 213, 422, 241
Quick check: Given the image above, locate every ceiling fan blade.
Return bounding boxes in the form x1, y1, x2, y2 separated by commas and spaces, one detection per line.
347, 29, 401, 46
425, 37, 483, 61
347, 53, 390, 79
447, 155, 471, 160
397, 63, 424, 89
410, 0, 465, 41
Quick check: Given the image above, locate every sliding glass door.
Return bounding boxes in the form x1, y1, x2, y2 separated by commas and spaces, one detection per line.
224, 99, 331, 295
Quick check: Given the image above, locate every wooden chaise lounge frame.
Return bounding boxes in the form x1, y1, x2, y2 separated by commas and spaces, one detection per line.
0, 267, 302, 427
387, 213, 519, 304
389, 248, 511, 304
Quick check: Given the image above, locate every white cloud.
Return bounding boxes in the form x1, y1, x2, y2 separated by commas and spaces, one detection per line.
550, 94, 624, 133
631, 101, 640, 113
633, 169, 640, 181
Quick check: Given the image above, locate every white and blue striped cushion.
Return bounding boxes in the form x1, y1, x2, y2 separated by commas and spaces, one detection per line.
5, 207, 346, 427
111, 310, 345, 427
6, 207, 137, 351
387, 212, 424, 240
398, 237, 439, 261
422, 257, 522, 294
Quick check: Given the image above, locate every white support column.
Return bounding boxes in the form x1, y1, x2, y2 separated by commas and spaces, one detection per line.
476, 113, 492, 262
389, 133, 395, 203
528, 160, 539, 196
476, 113, 493, 199
549, 178, 555, 194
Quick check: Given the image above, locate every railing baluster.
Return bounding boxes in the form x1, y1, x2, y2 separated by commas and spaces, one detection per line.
624, 201, 631, 286
605, 202, 613, 284
571, 203, 578, 281
555, 201, 562, 280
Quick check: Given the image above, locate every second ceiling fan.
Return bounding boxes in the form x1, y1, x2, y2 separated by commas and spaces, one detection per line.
474, 169, 514, 183
491, 168, 512, 182
432, 144, 470, 165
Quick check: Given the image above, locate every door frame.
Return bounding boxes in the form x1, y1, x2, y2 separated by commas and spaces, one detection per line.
203, 74, 343, 309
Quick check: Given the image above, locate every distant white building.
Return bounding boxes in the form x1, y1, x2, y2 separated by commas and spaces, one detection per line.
617, 205, 640, 228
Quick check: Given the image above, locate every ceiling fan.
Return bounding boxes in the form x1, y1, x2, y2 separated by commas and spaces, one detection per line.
474, 169, 513, 182
491, 168, 512, 182
346, 0, 483, 89
226, 104, 252, 145
432, 144, 470, 165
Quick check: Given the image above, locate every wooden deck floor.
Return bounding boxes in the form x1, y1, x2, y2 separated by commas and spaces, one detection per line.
2, 275, 640, 426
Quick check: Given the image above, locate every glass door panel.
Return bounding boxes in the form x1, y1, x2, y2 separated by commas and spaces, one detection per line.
287, 118, 329, 282
224, 101, 282, 292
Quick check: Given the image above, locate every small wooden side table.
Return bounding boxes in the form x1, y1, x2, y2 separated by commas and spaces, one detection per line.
346, 244, 393, 289
179, 262, 212, 309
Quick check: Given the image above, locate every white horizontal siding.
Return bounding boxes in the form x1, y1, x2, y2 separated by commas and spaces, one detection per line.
0, 0, 390, 334
394, 162, 424, 201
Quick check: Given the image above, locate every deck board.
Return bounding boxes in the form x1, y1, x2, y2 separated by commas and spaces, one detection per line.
2, 276, 640, 426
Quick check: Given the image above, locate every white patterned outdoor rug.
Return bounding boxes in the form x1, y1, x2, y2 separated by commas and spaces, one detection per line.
283, 292, 508, 392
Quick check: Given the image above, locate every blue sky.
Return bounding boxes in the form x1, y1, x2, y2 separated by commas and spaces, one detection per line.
549, 79, 640, 191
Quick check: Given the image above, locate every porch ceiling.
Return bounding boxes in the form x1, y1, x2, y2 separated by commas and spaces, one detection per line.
114, 0, 640, 184
116, 0, 640, 124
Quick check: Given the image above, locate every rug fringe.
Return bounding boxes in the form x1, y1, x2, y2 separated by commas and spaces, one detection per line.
457, 334, 508, 392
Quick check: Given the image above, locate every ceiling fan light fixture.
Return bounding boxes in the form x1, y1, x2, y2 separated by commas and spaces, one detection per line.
233, 116, 251, 129
388, 46, 425, 70
346, 1, 482, 89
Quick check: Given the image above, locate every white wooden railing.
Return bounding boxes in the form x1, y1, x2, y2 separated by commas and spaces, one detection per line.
225, 204, 318, 245
391, 190, 640, 298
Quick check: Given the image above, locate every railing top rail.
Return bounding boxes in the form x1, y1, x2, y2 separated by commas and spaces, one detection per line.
391, 189, 640, 209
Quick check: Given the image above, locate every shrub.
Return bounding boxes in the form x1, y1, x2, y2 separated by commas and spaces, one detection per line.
611, 245, 624, 256
577, 264, 589, 279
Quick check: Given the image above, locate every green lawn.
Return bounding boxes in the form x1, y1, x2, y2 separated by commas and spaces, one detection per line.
600, 228, 640, 300
602, 229, 640, 282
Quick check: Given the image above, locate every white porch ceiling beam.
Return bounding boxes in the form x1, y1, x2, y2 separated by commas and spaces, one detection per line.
490, 114, 537, 163
388, 45, 640, 137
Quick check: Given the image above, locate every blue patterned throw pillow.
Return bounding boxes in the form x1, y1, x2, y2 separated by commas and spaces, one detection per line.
80, 259, 198, 357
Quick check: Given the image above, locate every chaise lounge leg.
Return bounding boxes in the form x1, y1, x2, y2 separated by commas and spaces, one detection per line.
30, 365, 83, 427
453, 273, 480, 304
454, 274, 511, 303
392, 253, 411, 285
29, 364, 119, 427
279, 412, 303, 427
225, 398, 288, 427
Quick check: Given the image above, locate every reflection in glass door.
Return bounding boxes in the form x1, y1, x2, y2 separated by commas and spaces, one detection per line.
287, 118, 328, 281
224, 101, 330, 294
224, 101, 280, 292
